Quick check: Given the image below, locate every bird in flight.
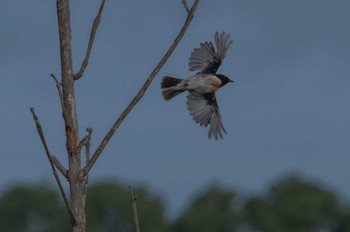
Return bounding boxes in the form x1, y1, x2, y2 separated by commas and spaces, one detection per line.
161, 32, 233, 140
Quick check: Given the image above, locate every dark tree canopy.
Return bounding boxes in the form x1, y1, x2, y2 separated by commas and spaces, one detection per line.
243, 175, 348, 232
170, 183, 241, 232
1, 176, 350, 232
86, 182, 167, 232
0, 185, 70, 232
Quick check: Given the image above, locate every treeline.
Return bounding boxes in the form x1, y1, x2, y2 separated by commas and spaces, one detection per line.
0, 175, 349, 232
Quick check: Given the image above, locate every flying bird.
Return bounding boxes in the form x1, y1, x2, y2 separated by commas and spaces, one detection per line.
161, 32, 233, 140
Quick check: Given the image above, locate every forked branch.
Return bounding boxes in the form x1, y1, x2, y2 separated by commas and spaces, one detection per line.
50, 74, 64, 111
29, 107, 75, 223
51, 155, 68, 178
182, 0, 190, 13
83, 0, 200, 176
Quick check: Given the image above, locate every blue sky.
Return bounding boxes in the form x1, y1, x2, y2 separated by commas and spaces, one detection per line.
1, 0, 349, 217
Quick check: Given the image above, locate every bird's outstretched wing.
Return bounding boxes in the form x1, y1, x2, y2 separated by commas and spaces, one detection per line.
188, 32, 233, 74
186, 92, 227, 140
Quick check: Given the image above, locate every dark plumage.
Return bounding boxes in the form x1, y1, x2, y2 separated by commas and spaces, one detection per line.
161, 76, 183, 89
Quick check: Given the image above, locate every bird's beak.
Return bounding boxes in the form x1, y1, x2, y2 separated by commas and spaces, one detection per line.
229, 79, 234, 83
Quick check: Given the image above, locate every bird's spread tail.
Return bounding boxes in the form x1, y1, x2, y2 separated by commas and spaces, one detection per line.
161, 76, 186, 101
161, 76, 183, 88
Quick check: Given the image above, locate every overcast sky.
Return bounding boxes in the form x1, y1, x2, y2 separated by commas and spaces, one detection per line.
1, 0, 349, 217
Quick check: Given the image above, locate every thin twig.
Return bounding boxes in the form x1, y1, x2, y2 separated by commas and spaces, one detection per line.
77, 133, 89, 151
182, 0, 190, 13
74, 0, 105, 80
51, 155, 68, 178
82, 0, 200, 176
30, 107, 76, 224
129, 186, 140, 232
82, 128, 93, 198
50, 74, 64, 111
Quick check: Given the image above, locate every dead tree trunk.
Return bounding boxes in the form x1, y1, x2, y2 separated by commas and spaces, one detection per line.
56, 0, 85, 231
30, 0, 200, 231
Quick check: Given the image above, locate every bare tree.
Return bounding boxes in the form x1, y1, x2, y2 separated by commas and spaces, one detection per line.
30, 0, 200, 231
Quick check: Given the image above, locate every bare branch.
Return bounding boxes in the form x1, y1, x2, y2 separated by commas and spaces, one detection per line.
83, 0, 200, 176
83, 128, 93, 165
129, 186, 140, 232
83, 128, 93, 198
182, 0, 190, 13
50, 74, 64, 111
77, 132, 89, 151
29, 107, 76, 223
51, 155, 68, 178
74, 0, 106, 80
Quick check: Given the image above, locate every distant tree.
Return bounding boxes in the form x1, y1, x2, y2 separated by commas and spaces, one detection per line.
170, 183, 241, 232
244, 196, 284, 231
0, 185, 70, 232
243, 175, 345, 232
1, 176, 350, 232
86, 182, 167, 232
335, 208, 350, 232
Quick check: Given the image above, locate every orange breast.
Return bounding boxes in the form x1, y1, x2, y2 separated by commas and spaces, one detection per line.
210, 79, 221, 92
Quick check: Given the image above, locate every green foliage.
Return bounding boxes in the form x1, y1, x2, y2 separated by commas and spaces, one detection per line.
244, 196, 285, 231
243, 175, 349, 232
0, 176, 349, 232
271, 176, 339, 231
0, 184, 70, 232
335, 208, 350, 232
170, 183, 241, 232
86, 181, 167, 232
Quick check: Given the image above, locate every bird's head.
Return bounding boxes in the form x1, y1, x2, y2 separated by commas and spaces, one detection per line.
216, 74, 234, 87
